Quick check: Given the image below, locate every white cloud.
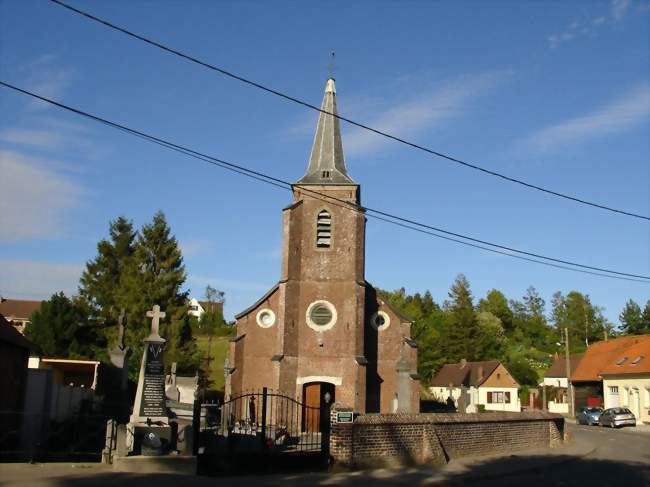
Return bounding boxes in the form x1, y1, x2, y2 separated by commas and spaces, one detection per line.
179, 238, 214, 258
0, 150, 83, 241
548, 0, 632, 49
0, 259, 83, 299
0, 129, 64, 149
342, 72, 509, 157
519, 84, 650, 153
612, 0, 631, 20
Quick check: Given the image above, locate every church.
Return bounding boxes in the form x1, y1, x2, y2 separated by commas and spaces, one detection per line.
225, 79, 419, 414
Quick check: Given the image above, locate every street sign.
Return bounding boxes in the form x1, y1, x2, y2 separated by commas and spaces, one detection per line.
336, 411, 354, 423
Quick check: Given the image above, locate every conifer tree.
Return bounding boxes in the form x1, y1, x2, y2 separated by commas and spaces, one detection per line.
79, 216, 136, 344
642, 301, 650, 333
118, 211, 198, 377
619, 299, 644, 334
445, 274, 480, 362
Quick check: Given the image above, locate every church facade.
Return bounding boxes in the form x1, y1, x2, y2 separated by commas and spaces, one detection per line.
226, 79, 419, 414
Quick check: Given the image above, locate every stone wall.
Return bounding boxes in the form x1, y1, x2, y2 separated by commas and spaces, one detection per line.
330, 408, 565, 467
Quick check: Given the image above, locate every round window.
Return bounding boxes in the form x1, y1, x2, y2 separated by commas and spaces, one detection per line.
371, 311, 390, 331
306, 300, 337, 331
256, 308, 276, 328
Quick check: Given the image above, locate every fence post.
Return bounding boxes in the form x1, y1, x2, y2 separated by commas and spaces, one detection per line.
261, 387, 268, 450
192, 399, 201, 456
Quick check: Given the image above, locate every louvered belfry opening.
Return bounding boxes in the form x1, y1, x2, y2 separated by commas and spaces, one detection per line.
316, 209, 332, 248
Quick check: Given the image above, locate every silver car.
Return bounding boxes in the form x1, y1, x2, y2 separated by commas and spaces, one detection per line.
598, 407, 636, 428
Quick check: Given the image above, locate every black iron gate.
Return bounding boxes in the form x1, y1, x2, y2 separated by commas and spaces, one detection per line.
195, 388, 330, 459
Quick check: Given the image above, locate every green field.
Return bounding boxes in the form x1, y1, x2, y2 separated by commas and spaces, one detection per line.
196, 335, 230, 391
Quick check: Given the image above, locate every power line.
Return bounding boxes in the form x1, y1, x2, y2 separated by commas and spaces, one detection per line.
48, 0, 650, 222
1, 79, 648, 283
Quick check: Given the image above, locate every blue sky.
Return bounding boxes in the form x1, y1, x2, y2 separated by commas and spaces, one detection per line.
0, 0, 648, 325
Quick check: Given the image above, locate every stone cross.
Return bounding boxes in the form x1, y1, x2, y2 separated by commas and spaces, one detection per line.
117, 309, 127, 351
146, 305, 166, 337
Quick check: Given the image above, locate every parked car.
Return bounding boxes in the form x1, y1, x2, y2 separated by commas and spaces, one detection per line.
576, 407, 603, 426
598, 408, 636, 428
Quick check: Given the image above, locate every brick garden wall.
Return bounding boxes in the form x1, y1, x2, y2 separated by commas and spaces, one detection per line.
330, 408, 565, 467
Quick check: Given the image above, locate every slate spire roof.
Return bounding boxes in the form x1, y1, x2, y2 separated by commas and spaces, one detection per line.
296, 78, 356, 185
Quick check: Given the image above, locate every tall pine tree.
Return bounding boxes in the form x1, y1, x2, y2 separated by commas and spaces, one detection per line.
445, 274, 480, 362
79, 216, 136, 346
118, 211, 198, 377
619, 299, 644, 334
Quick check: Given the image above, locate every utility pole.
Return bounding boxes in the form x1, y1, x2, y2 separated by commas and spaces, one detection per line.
564, 327, 574, 417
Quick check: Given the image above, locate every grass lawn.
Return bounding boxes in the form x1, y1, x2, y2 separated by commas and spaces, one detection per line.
196, 335, 230, 392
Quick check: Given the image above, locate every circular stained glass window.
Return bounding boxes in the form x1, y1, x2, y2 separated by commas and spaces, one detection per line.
306, 300, 337, 331
310, 304, 333, 326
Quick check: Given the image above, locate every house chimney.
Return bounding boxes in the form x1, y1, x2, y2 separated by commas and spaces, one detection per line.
460, 358, 467, 368
477, 366, 484, 381
604, 329, 608, 341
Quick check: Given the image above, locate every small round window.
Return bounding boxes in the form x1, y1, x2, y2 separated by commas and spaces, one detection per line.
256, 308, 276, 328
371, 311, 390, 331
306, 300, 337, 331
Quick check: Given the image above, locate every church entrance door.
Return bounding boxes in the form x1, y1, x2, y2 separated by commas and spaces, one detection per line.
302, 382, 335, 433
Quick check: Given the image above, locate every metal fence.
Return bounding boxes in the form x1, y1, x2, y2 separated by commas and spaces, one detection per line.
196, 388, 330, 457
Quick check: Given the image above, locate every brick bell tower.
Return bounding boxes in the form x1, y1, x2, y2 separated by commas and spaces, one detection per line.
227, 79, 418, 414
279, 78, 367, 411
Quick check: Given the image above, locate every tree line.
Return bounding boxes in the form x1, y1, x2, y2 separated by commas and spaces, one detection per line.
380, 275, 650, 385
25, 212, 227, 379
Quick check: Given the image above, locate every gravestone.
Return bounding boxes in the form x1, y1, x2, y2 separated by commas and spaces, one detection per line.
128, 305, 170, 452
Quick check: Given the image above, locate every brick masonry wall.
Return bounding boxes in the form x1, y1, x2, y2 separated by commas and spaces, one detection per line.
330, 409, 565, 467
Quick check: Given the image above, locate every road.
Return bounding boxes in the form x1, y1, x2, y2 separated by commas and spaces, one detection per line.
1, 423, 648, 486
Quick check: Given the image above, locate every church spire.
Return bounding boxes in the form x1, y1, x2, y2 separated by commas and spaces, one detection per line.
296, 78, 356, 185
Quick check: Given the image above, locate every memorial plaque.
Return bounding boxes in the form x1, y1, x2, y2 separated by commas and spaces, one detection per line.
139, 342, 166, 417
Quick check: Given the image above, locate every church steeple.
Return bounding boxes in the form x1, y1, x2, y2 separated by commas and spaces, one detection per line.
296, 78, 356, 185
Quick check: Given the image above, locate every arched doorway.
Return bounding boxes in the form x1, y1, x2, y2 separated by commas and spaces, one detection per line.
302, 382, 335, 432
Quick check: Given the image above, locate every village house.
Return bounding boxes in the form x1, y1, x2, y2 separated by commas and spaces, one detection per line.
226, 78, 419, 414
0, 298, 41, 334
187, 298, 223, 320
599, 336, 650, 424
429, 359, 521, 412
542, 353, 583, 414
570, 335, 643, 411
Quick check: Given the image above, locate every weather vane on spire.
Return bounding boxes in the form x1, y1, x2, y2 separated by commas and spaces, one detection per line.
327, 50, 336, 79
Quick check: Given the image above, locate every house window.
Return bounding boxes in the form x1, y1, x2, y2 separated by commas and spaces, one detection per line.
316, 209, 332, 249
616, 357, 627, 366
189, 305, 198, 311
609, 386, 619, 395
487, 391, 510, 403
631, 355, 645, 365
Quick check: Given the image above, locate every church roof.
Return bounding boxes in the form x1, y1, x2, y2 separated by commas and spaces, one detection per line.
296, 79, 356, 185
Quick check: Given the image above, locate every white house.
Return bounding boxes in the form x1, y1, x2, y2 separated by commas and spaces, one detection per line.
430, 359, 521, 412
187, 298, 223, 320
542, 353, 583, 414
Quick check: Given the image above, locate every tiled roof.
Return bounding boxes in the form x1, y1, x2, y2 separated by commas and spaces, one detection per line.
430, 360, 500, 387
0, 299, 42, 320
599, 336, 650, 376
571, 335, 646, 382
544, 353, 584, 378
